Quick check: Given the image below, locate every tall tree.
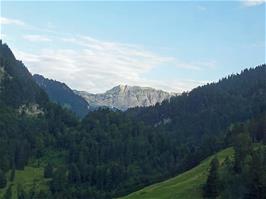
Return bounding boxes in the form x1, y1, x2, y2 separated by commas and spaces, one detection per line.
3, 184, 12, 199
245, 148, 266, 199
204, 157, 220, 198
9, 167, 15, 182
68, 163, 81, 184
44, 163, 53, 178
0, 169, 7, 188
233, 132, 252, 173
50, 166, 67, 193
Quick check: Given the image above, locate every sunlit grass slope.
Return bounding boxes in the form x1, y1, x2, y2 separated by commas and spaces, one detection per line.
0, 166, 49, 199
120, 148, 233, 199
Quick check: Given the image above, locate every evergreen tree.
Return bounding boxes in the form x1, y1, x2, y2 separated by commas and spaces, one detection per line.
204, 157, 220, 198
233, 132, 252, 173
245, 148, 266, 199
15, 144, 26, 170
68, 163, 81, 183
44, 163, 53, 178
0, 169, 7, 188
50, 166, 67, 193
17, 184, 27, 199
10, 167, 15, 182
3, 184, 12, 199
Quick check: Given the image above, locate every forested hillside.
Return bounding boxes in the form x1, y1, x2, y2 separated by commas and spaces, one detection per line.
33, 74, 89, 117
128, 64, 266, 166
122, 113, 266, 199
0, 41, 265, 198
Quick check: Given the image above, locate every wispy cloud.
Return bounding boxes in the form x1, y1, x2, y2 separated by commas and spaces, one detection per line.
0, 34, 6, 39
0, 14, 215, 93
13, 34, 211, 93
23, 34, 52, 42
197, 5, 207, 11
174, 60, 216, 70
0, 17, 25, 26
242, 0, 266, 6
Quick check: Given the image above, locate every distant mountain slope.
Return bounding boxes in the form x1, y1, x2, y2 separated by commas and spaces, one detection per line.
120, 148, 233, 199
0, 40, 48, 108
33, 74, 89, 117
75, 85, 177, 111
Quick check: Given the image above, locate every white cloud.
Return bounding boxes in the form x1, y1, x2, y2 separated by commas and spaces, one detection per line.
0, 33, 6, 39
242, 0, 266, 6
0, 17, 25, 26
23, 34, 52, 42
13, 34, 212, 93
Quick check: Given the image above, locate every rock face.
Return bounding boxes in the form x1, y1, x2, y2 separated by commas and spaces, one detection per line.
75, 85, 177, 111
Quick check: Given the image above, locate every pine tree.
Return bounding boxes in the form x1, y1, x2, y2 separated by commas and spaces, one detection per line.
0, 169, 7, 188
50, 166, 67, 193
233, 132, 252, 173
3, 184, 12, 199
204, 157, 220, 198
44, 163, 53, 178
10, 167, 15, 182
245, 148, 266, 199
17, 184, 27, 199
68, 163, 81, 183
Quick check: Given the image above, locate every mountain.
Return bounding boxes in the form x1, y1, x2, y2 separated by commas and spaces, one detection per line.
0, 41, 265, 199
33, 74, 89, 117
75, 85, 177, 111
33, 75, 176, 115
0, 40, 48, 109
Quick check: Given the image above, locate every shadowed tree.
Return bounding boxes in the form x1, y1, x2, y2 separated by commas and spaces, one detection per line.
204, 157, 220, 198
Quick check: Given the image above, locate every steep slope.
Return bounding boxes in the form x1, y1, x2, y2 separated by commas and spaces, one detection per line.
75, 85, 176, 111
128, 65, 266, 143
0, 40, 49, 108
33, 74, 89, 117
120, 148, 234, 199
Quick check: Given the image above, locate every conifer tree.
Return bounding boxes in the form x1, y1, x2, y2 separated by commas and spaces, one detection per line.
44, 163, 53, 178
0, 169, 7, 188
204, 157, 220, 198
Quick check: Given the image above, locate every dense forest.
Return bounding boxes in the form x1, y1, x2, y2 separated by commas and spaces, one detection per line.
0, 41, 265, 198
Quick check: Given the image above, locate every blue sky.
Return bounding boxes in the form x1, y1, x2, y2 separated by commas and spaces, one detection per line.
1, 0, 265, 93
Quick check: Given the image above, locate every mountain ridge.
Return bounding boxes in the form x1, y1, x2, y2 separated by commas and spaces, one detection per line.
33, 74, 89, 117
75, 84, 177, 111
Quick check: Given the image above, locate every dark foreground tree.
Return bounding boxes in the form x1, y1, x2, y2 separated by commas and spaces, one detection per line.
204, 157, 220, 198
44, 163, 53, 178
245, 148, 266, 199
0, 169, 7, 188
10, 167, 15, 182
17, 184, 27, 199
68, 163, 81, 183
3, 184, 12, 199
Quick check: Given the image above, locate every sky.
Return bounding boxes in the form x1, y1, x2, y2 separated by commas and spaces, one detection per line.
0, 0, 265, 93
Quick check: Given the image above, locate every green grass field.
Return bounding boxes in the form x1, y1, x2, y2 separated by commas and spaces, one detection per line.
120, 148, 234, 199
0, 166, 49, 199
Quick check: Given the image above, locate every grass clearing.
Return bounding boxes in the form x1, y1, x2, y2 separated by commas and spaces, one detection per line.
0, 166, 49, 199
120, 148, 233, 199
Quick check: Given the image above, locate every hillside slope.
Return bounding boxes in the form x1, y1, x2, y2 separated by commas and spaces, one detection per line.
120, 148, 233, 199
0, 167, 49, 199
0, 40, 49, 108
33, 74, 89, 117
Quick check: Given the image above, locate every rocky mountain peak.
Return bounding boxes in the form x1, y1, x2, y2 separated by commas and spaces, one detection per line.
75, 85, 178, 111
